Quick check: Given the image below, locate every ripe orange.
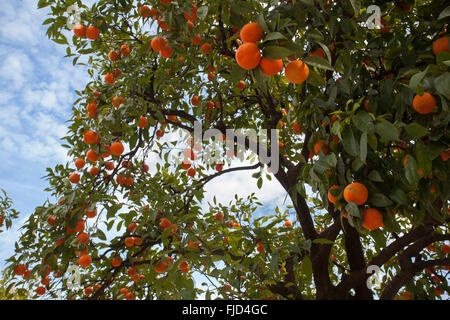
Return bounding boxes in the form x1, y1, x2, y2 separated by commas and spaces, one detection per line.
160, 44, 173, 58
293, 120, 301, 134
86, 102, 97, 114
327, 185, 340, 204
75, 158, 85, 169
236, 43, 261, 70
151, 37, 166, 51
191, 95, 200, 106
133, 237, 142, 245
362, 208, 384, 230
128, 222, 137, 233
86, 26, 100, 40
112, 96, 124, 108
73, 24, 86, 38
201, 43, 212, 54
69, 173, 80, 184
259, 57, 283, 76
343, 182, 368, 206
187, 168, 196, 177
138, 116, 148, 128
310, 48, 326, 59
179, 260, 190, 273
75, 219, 85, 233
441, 244, 450, 254
120, 44, 130, 56
155, 261, 168, 273
89, 167, 100, 176
36, 286, 46, 296
85, 209, 97, 218
120, 288, 128, 295
192, 34, 202, 45
432, 36, 449, 56
14, 264, 26, 276
111, 257, 122, 267
284, 220, 292, 227
84, 287, 93, 296
139, 5, 151, 18
108, 50, 120, 61
110, 141, 124, 156
214, 212, 224, 221
125, 292, 135, 300
84, 131, 99, 145
48, 215, 57, 226
236, 80, 245, 91
77, 232, 89, 244
314, 139, 328, 155
215, 163, 223, 172
240, 22, 264, 43
104, 73, 116, 84
86, 149, 99, 162
125, 237, 134, 247
412, 92, 436, 115
160, 218, 171, 230
285, 60, 309, 84
181, 159, 191, 170
78, 254, 92, 268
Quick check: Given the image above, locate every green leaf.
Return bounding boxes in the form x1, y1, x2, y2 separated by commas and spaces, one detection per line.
342, 127, 358, 157
438, 5, 450, 20
369, 193, 394, 207
389, 188, 408, 206
257, 177, 263, 189
360, 132, 367, 163
262, 46, 295, 59
404, 155, 420, 187
352, 111, 374, 134
264, 32, 286, 41
415, 141, 431, 177
368, 170, 384, 182
312, 238, 335, 245
409, 66, 429, 91
303, 55, 334, 71
345, 201, 360, 218
256, 13, 269, 33
229, 63, 247, 82
306, 68, 326, 87
434, 72, 450, 100
375, 121, 398, 144
404, 122, 429, 139
270, 253, 279, 273
302, 255, 313, 282
196, 6, 208, 19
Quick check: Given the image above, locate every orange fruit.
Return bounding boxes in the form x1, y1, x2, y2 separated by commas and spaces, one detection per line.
187, 168, 196, 177
86, 102, 97, 114
362, 208, 384, 230
432, 36, 449, 56
125, 292, 135, 300
108, 50, 120, 61
86, 149, 99, 162
75, 219, 85, 233
179, 260, 190, 273
215, 163, 223, 172
215, 212, 224, 221
139, 5, 151, 18
160, 218, 171, 229
440, 150, 450, 161
69, 173, 80, 184
78, 254, 92, 268
89, 167, 100, 176
77, 232, 89, 244
110, 141, 124, 156
293, 120, 301, 134
240, 22, 264, 43
112, 96, 124, 108
73, 24, 86, 38
314, 139, 328, 155
235, 43, 261, 70
285, 60, 309, 84
160, 44, 173, 58
120, 44, 130, 56
192, 34, 201, 45
128, 222, 137, 233
48, 215, 57, 226
111, 257, 122, 267
155, 261, 168, 273
86, 26, 100, 40
105, 161, 114, 171
284, 220, 292, 227
343, 182, 368, 206
138, 116, 148, 128
441, 244, 450, 254
191, 95, 200, 106
120, 288, 128, 295
133, 237, 142, 245
412, 92, 436, 115
327, 185, 340, 204
75, 158, 85, 169
310, 48, 326, 59
84, 287, 93, 296
104, 73, 116, 84
259, 57, 283, 76
85, 209, 97, 218
236, 80, 245, 91
201, 43, 212, 54
36, 286, 46, 296
14, 264, 26, 276
151, 37, 166, 51
125, 237, 134, 247
181, 159, 191, 170
83, 131, 99, 145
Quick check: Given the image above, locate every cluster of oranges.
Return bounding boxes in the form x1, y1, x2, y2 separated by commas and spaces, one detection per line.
328, 182, 384, 231
73, 24, 100, 40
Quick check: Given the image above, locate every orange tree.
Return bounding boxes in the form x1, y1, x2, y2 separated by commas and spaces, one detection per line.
3, 0, 450, 300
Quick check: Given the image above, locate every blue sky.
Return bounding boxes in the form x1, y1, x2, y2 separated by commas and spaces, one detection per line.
0, 0, 291, 276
